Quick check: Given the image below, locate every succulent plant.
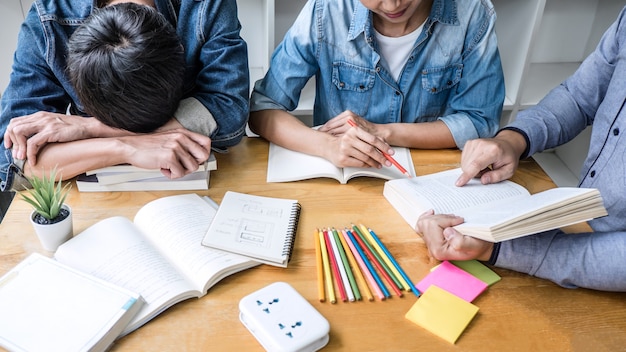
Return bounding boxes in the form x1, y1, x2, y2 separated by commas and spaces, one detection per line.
21, 167, 71, 223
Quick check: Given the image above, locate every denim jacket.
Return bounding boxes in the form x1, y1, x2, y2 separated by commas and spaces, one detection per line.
493, 7, 626, 291
250, 0, 504, 149
0, 0, 249, 191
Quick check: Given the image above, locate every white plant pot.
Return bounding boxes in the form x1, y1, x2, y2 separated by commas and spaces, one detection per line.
30, 204, 73, 252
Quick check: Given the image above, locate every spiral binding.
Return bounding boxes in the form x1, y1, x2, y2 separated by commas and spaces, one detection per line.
282, 202, 302, 262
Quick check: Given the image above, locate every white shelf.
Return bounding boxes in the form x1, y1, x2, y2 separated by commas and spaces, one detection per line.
238, 0, 274, 93
532, 152, 579, 187
520, 62, 580, 107
493, 0, 544, 110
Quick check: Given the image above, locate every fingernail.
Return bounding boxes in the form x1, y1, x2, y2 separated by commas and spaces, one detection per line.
443, 228, 455, 240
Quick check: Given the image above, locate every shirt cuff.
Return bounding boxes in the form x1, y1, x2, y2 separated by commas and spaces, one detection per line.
1, 155, 31, 192
499, 127, 531, 159
485, 242, 501, 265
174, 97, 217, 137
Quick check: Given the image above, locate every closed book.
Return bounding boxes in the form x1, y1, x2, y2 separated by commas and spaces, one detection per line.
76, 170, 211, 192
0, 253, 143, 352
87, 154, 217, 185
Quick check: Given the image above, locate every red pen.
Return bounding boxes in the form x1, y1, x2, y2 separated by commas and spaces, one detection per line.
346, 119, 411, 178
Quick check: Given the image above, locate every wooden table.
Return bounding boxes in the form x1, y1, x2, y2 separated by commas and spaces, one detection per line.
1, 137, 624, 351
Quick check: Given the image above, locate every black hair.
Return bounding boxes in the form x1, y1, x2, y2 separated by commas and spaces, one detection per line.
67, 3, 185, 132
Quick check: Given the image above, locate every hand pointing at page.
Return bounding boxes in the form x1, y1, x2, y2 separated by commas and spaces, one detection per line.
455, 130, 529, 187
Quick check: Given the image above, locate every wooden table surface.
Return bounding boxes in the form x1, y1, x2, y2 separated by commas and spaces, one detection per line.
1, 137, 624, 351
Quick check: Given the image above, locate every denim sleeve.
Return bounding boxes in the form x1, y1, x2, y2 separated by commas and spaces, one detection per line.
0, 146, 30, 192
0, 7, 71, 192
0, 6, 74, 149
439, 5, 504, 148
190, 0, 249, 149
495, 230, 626, 292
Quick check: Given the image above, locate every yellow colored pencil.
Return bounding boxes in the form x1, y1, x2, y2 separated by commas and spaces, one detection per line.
338, 228, 374, 301
314, 228, 325, 302
359, 224, 410, 291
318, 229, 336, 303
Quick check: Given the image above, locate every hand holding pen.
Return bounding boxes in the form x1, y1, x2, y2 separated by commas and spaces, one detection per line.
346, 119, 411, 178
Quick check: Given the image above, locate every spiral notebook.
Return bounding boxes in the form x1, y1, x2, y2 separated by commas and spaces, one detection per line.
201, 191, 301, 268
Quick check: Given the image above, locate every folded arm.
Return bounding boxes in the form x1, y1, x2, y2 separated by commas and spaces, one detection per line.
23, 128, 212, 181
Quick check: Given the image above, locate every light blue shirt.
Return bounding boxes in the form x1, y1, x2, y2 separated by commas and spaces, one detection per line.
250, 0, 504, 149
495, 7, 626, 291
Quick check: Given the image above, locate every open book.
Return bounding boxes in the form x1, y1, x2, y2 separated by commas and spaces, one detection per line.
54, 193, 260, 336
267, 142, 416, 184
383, 168, 607, 242
0, 253, 143, 352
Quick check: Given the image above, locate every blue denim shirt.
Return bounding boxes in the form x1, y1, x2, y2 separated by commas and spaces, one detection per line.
0, 0, 249, 191
250, 0, 504, 149
494, 8, 626, 291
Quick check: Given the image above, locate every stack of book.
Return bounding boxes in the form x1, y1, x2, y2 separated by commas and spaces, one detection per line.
76, 154, 217, 192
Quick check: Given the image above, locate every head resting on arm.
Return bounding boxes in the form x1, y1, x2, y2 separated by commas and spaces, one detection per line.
67, 2, 185, 132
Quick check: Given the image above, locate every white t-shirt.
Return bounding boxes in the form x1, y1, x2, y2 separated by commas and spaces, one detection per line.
375, 23, 424, 82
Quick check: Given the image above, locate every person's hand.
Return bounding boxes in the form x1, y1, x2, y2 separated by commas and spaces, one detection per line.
415, 210, 493, 261
318, 111, 394, 169
456, 130, 527, 187
118, 129, 212, 179
4, 112, 108, 164
319, 111, 379, 136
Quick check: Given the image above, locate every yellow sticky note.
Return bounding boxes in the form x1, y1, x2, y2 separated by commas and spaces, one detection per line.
405, 285, 479, 344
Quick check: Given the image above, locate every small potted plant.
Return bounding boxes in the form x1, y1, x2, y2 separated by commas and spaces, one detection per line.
20, 167, 73, 251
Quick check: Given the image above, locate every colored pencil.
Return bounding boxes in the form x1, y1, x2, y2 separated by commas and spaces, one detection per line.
351, 225, 403, 297
314, 228, 326, 302
328, 227, 355, 302
332, 227, 361, 301
366, 226, 421, 297
359, 224, 410, 291
346, 228, 389, 299
346, 119, 411, 178
339, 229, 375, 301
323, 228, 348, 302
318, 229, 336, 304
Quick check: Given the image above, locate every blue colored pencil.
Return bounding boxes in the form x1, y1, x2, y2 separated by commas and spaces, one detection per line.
345, 229, 390, 298
367, 227, 421, 297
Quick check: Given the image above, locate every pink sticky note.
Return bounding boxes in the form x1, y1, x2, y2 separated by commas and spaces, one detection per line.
416, 261, 488, 302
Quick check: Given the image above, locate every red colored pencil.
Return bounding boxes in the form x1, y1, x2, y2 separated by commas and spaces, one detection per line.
323, 228, 348, 302
346, 119, 411, 178
351, 225, 404, 297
